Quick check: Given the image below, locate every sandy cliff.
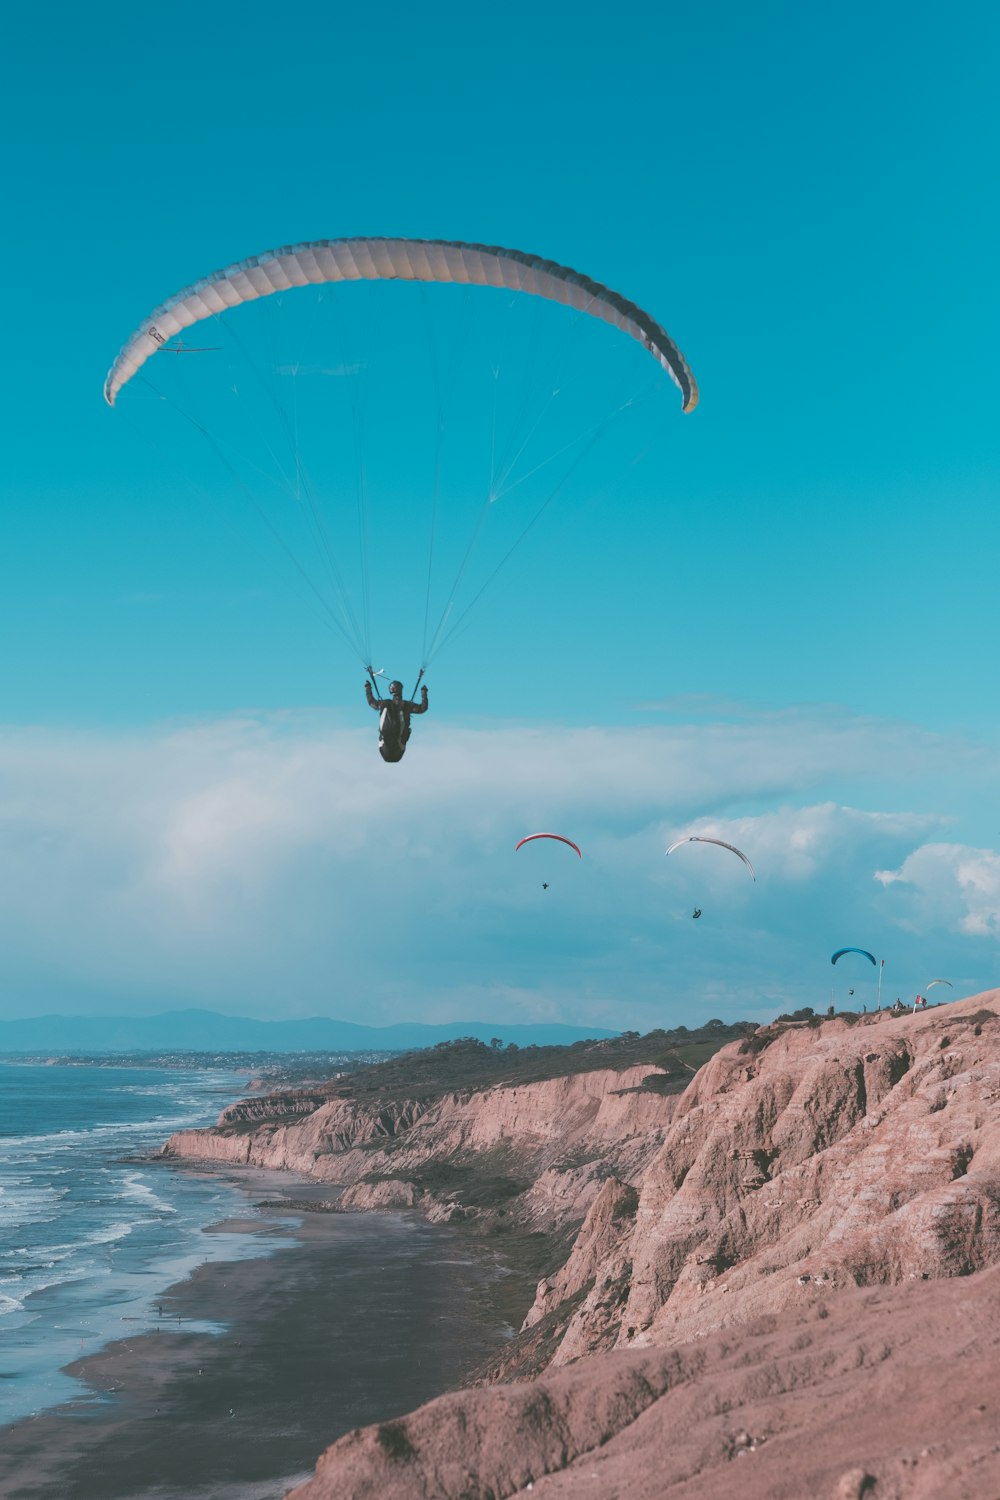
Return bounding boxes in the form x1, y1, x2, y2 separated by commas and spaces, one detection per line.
166, 993, 1000, 1496
530, 991, 1000, 1365
287, 1265, 1000, 1499
163, 1062, 673, 1230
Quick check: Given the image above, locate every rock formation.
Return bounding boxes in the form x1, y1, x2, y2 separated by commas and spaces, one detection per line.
163, 1062, 674, 1231
529, 992, 1000, 1365
286, 1265, 1000, 1499
164, 990, 1000, 1496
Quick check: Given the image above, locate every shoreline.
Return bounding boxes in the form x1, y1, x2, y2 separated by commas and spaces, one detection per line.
0, 1164, 513, 1500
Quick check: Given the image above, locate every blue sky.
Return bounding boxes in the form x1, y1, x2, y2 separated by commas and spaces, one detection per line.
0, 1, 997, 1027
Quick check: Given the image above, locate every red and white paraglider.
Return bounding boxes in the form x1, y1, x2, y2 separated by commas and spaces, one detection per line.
515, 833, 582, 891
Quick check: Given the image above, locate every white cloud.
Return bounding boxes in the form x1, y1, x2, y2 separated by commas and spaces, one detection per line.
661, 803, 943, 883
0, 706, 995, 1026
876, 843, 1000, 937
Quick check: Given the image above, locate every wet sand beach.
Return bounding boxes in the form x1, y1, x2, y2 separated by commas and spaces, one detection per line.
0, 1171, 508, 1500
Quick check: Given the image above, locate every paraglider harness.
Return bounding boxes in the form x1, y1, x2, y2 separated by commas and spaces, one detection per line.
366, 667, 427, 763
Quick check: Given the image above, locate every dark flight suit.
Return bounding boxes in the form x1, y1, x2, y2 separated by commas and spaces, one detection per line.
365, 683, 429, 762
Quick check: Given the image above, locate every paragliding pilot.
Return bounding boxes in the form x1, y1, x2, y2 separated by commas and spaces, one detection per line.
365, 675, 428, 763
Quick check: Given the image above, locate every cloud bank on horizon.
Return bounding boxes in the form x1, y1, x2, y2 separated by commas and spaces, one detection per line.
0, 701, 996, 1030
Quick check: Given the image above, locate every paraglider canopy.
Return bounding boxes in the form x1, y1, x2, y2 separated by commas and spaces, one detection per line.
515, 833, 583, 858
104, 236, 698, 685
104, 238, 698, 413
665, 835, 756, 881
830, 948, 877, 966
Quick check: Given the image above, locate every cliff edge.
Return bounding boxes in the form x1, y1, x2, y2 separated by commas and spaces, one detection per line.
166, 996, 1000, 1496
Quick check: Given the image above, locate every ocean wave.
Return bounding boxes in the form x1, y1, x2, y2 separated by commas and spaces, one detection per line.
5, 1263, 94, 1298
5, 1220, 139, 1265
2, 1099, 233, 1153
117, 1172, 177, 1214
114, 1082, 193, 1097
0, 1066, 255, 1420
0, 1176, 63, 1194
2, 1115, 189, 1150
0, 1181, 69, 1224
0, 1262, 59, 1284
84, 1220, 138, 1248
4, 1244, 86, 1269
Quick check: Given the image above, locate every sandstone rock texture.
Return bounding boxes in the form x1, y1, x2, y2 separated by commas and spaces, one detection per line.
167, 990, 1000, 1497
533, 990, 1000, 1364
287, 1266, 1000, 1499
163, 1062, 672, 1231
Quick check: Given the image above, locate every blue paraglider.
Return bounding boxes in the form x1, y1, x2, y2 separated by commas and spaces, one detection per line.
831, 947, 877, 967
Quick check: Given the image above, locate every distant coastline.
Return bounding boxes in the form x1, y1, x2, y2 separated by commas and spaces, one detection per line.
0, 1009, 618, 1056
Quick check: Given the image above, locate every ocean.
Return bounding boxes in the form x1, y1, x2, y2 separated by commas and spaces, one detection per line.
0, 1061, 263, 1426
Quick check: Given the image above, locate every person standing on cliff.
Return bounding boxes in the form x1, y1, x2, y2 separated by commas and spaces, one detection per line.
364, 676, 428, 763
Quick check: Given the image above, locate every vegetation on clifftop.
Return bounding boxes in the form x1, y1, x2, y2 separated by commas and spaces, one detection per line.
266, 1020, 759, 1111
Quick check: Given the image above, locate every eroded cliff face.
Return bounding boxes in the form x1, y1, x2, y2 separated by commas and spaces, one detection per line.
283, 990, 1000, 1500
164, 1094, 429, 1175
287, 1264, 1000, 1500
165, 995, 1000, 1368
162, 1063, 674, 1231
526, 991, 1000, 1365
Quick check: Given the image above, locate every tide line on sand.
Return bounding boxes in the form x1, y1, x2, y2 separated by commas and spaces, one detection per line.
0, 1170, 507, 1500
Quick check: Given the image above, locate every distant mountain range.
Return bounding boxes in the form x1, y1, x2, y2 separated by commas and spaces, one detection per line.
0, 1009, 619, 1055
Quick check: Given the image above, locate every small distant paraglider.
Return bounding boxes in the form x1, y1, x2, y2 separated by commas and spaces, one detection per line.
665, 835, 755, 919
831, 947, 883, 1009
515, 834, 582, 858
665, 836, 756, 881
915, 979, 952, 1011
830, 948, 877, 967
515, 833, 582, 892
